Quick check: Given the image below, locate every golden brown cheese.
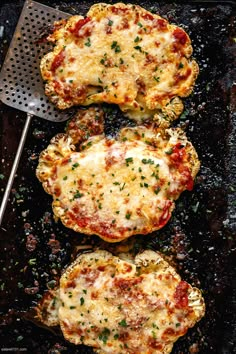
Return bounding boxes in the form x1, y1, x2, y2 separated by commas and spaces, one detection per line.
40, 2, 199, 122
36, 108, 200, 242
36, 250, 205, 354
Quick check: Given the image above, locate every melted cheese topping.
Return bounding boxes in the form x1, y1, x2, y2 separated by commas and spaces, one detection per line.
38, 250, 204, 354
40, 3, 198, 122
36, 113, 200, 242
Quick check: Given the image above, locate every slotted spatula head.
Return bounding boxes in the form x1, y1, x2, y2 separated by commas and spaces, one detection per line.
0, 0, 71, 122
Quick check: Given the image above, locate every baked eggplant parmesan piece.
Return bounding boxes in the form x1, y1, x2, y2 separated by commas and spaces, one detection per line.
40, 2, 198, 123
36, 250, 205, 354
36, 107, 200, 242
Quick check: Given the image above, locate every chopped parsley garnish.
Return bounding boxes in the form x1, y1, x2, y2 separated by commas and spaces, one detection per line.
120, 182, 126, 191
72, 162, 79, 170
178, 62, 184, 69
134, 45, 142, 52
142, 158, 154, 165
111, 41, 121, 53
63, 176, 68, 180
152, 323, 159, 329
165, 148, 173, 155
134, 36, 141, 42
70, 306, 76, 309
115, 45, 121, 53
114, 333, 119, 340
100, 53, 109, 66
113, 181, 120, 185
80, 297, 85, 306
125, 212, 131, 220
152, 330, 157, 339
151, 172, 159, 179
154, 186, 161, 194
125, 157, 133, 165
74, 191, 84, 199
99, 328, 110, 344
108, 19, 113, 26
137, 22, 143, 27
118, 319, 128, 327
154, 76, 160, 82
84, 37, 91, 47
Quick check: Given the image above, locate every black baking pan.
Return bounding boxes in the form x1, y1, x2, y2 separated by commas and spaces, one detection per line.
0, 1, 236, 353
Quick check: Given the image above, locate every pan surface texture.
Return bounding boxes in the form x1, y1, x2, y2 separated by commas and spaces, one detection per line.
0, 0, 71, 120
0, 1, 236, 353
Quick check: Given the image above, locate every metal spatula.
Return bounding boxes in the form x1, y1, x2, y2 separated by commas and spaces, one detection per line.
0, 0, 71, 224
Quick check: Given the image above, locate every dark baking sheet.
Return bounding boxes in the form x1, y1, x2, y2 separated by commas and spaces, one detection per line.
0, 1, 236, 353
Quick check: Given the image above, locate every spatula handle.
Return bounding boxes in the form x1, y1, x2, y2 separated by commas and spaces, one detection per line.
0, 113, 33, 225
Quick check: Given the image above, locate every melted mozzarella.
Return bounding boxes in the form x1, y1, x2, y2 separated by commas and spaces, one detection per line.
40, 3, 199, 122
54, 139, 172, 229
36, 117, 200, 242
36, 250, 205, 354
